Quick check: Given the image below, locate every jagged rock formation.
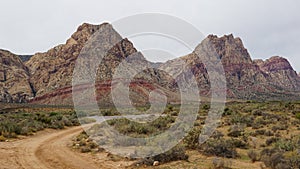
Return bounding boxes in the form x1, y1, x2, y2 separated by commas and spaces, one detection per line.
25, 23, 104, 97
161, 34, 300, 100
254, 56, 300, 91
0, 50, 34, 102
1, 23, 300, 104
25, 23, 174, 105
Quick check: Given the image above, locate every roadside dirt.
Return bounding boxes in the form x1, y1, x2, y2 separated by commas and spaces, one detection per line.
0, 125, 263, 169
0, 126, 133, 169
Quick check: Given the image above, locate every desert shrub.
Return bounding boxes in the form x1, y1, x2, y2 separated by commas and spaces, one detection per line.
251, 123, 262, 130
170, 111, 179, 116
272, 124, 288, 132
295, 113, 300, 120
136, 145, 188, 166
264, 130, 274, 137
223, 107, 234, 116
260, 148, 284, 169
260, 148, 299, 169
285, 153, 300, 169
265, 153, 285, 169
211, 130, 224, 139
266, 137, 280, 146
291, 119, 300, 125
229, 138, 248, 149
247, 150, 259, 163
50, 121, 64, 129
73, 131, 101, 153
0, 110, 79, 138
183, 127, 202, 149
228, 125, 244, 137
212, 157, 225, 169
61, 116, 73, 126
20, 126, 31, 135
254, 117, 268, 126
0, 121, 21, 137
211, 158, 232, 169
101, 109, 120, 116
230, 112, 243, 124
49, 112, 58, 116
107, 115, 175, 137
0, 135, 6, 142
166, 104, 174, 112
252, 109, 263, 116
254, 129, 266, 136
241, 116, 255, 127
274, 139, 295, 152
202, 104, 210, 110
285, 102, 295, 110
151, 115, 175, 129
200, 139, 238, 158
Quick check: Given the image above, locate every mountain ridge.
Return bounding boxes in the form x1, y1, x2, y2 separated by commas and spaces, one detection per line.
0, 22, 299, 104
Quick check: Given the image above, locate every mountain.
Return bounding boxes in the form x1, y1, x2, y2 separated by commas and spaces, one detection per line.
205, 34, 300, 100
161, 34, 300, 100
0, 50, 34, 103
0, 23, 299, 104
254, 56, 300, 91
25, 23, 175, 105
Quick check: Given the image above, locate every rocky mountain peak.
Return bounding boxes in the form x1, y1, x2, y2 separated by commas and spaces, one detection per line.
0, 49, 27, 69
205, 34, 252, 64
0, 50, 34, 102
258, 56, 294, 72
66, 22, 112, 46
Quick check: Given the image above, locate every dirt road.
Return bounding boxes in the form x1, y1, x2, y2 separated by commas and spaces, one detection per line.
0, 126, 131, 169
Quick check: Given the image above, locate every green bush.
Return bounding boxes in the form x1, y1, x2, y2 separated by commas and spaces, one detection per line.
0, 135, 6, 142
274, 139, 295, 152
0, 110, 79, 138
107, 115, 175, 136
295, 113, 300, 120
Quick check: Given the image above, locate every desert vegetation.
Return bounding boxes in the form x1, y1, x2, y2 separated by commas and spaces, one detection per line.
1, 101, 300, 168
73, 101, 300, 168
0, 106, 80, 140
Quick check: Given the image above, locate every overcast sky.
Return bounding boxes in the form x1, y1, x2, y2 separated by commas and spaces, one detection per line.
1, 0, 299, 71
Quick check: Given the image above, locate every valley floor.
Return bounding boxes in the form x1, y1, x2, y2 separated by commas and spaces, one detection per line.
0, 125, 264, 169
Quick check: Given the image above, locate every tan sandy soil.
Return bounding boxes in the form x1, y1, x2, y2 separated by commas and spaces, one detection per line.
0, 126, 133, 169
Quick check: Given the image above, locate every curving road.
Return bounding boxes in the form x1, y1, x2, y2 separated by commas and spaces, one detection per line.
0, 126, 117, 169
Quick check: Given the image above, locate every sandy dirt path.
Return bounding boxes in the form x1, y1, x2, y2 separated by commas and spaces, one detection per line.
0, 126, 118, 169
0, 125, 265, 169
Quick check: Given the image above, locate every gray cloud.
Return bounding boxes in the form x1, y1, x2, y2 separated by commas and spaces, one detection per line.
0, 0, 299, 71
